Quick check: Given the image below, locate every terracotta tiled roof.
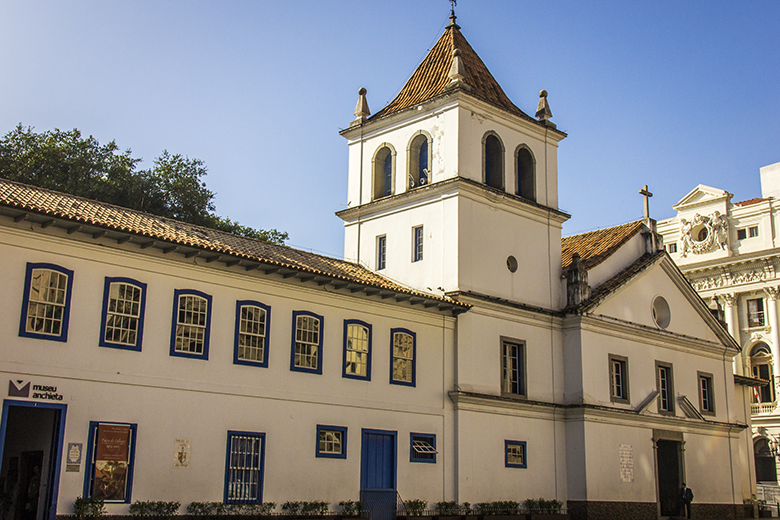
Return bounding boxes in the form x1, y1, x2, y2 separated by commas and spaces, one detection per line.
370, 22, 535, 123
561, 220, 644, 270
734, 197, 769, 207
0, 178, 468, 310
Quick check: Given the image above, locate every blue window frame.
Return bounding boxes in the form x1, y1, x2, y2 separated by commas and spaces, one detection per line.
505, 440, 527, 469
418, 140, 428, 185
169, 289, 212, 360
343, 319, 372, 380
390, 328, 416, 387
377, 236, 387, 270
84, 421, 137, 502
383, 153, 392, 197
224, 430, 265, 503
413, 226, 423, 262
290, 311, 324, 374
19, 262, 74, 342
99, 277, 147, 351
410, 433, 436, 463
316, 425, 348, 459
234, 300, 271, 368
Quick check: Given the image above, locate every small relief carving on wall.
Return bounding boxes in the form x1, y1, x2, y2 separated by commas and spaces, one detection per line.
678, 211, 728, 257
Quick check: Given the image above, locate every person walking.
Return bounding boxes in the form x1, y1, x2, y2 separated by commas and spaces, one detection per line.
680, 482, 694, 519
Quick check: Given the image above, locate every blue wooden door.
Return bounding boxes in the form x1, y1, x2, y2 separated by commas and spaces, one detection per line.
361, 430, 396, 490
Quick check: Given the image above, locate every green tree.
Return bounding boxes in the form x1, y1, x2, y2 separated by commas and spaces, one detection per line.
0, 124, 287, 245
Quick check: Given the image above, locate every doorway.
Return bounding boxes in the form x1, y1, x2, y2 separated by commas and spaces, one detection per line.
656, 439, 683, 517
0, 401, 67, 520
360, 429, 397, 520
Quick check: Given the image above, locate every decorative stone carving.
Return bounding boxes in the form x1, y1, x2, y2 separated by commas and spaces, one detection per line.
765, 286, 780, 300
690, 269, 773, 291
678, 211, 729, 257
721, 292, 737, 307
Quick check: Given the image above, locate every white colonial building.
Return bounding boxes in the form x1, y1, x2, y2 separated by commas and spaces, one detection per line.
658, 160, 780, 500
0, 12, 757, 520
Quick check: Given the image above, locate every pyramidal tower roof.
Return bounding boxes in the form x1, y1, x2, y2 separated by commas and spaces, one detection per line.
370, 15, 535, 123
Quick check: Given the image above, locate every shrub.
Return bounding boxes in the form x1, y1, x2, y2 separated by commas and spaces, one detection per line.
73, 496, 106, 519
474, 503, 494, 515
301, 501, 329, 515
282, 502, 303, 515
435, 501, 460, 515
129, 501, 181, 518
339, 501, 362, 517
460, 502, 471, 515
187, 502, 276, 516
491, 501, 519, 515
524, 498, 562, 514
404, 499, 427, 516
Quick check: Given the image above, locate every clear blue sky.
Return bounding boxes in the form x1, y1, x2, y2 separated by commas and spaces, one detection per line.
1, 1, 778, 258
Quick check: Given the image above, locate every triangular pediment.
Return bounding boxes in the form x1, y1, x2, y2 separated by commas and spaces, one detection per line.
579, 254, 738, 350
673, 184, 732, 211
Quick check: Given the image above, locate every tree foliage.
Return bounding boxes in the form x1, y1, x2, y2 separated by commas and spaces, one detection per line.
0, 124, 287, 244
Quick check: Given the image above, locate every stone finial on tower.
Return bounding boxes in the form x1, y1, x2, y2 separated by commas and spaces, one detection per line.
352, 87, 370, 126
536, 90, 553, 121
446, 49, 471, 91
565, 253, 591, 308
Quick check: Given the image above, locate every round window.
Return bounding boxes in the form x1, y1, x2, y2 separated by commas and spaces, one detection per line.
506, 255, 518, 273
652, 296, 671, 329
692, 224, 709, 243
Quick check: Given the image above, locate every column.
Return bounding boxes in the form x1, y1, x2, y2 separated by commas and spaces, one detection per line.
722, 293, 743, 375
764, 286, 780, 399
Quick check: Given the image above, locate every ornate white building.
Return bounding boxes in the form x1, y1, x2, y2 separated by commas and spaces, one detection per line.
0, 12, 758, 520
658, 161, 780, 490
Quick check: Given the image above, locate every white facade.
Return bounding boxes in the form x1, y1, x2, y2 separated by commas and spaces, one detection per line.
0, 18, 755, 520
658, 160, 780, 498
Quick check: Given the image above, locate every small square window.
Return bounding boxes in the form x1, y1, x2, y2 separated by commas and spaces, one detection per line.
505, 440, 527, 468
410, 433, 437, 463
316, 425, 347, 459
698, 372, 715, 415
100, 277, 147, 351
737, 228, 747, 240
667, 243, 677, 254
656, 362, 674, 414
412, 226, 423, 262
377, 236, 387, 270
169, 289, 212, 359
609, 354, 629, 404
290, 311, 324, 374
234, 301, 271, 367
748, 298, 765, 327
749, 226, 759, 238
19, 263, 74, 342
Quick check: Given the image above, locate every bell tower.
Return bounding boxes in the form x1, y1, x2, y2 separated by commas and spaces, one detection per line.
337, 13, 569, 310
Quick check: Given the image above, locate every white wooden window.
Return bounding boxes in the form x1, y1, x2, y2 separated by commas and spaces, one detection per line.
104, 282, 143, 346
238, 305, 267, 363
294, 315, 320, 369
175, 294, 208, 354
26, 268, 69, 336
